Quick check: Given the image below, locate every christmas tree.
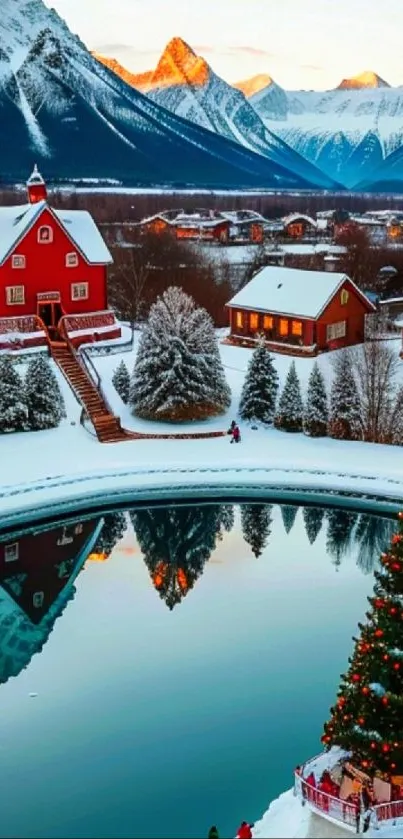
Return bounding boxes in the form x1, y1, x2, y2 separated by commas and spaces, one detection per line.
241, 504, 273, 558
322, 512, 403, 776
25, 356, 65, 430
274, 361, 303, 432
94, 512, 127, 559
303, 361, 328, 437
280, 504, 298, 534
130, 287, 231, 421
239, 342, 279, 424
0, 355, 28, 433
329, 352, 361, 441
112, 359, 131, 404
302, 506, 325, 545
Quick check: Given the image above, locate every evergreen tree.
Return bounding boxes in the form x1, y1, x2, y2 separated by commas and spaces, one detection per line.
326, 508, 358, 571
25, 356, 65, 430
389, 386, 403, 445
241, 504, 273, 558
94, 512, 127, 559
274, 361, 303, 432
329, 352, 361, 441
355, 514, 396, 576
0, 355, 28, 433
302, 506, 325, 544
130, 287, 231, 422
216, 504, 235, 540
280, 504, 298, 535
112, 359, 131, 404
239, 342, 279, 424
303, 362, 328, 437
322, 513, 403, 776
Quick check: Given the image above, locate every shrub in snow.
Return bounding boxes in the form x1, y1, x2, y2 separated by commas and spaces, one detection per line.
130, 286, 231, 422
239, 342, 279, 425
274, 361, 303, 432
25, 356, 65, 430
328, 352, 361, 441
303, 361, 328, 437
241, 504, 273, 558
112, 359, 130, 404
0, 354, 28, 433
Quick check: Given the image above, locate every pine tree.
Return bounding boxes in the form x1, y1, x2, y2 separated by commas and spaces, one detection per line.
326, 508, 358, 570
302, 506, 325, 545
94, 512, 127, 559
0, 355, 28, 433
239, 342, 279, 424
329, 352, 361, 441
303, 361, 328, 437
274, 361, 303, 432
281, 504, 298, 534
241, 504, 273, 558
130, 287, 231, 421
355, 514, 396, 576
112, 359, 130, 404
25, 356, 65, 430
322, 513, 403, 776
216, 505, 235, 540
389, 386, 403, 445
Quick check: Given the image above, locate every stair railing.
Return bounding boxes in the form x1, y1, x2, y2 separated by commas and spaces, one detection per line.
58, 316, 115, 417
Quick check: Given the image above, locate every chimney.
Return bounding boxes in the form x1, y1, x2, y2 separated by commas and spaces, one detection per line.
27, 165, 47, 204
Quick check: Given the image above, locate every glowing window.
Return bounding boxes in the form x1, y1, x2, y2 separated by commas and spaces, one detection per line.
6, 285, 25, 305
249, 312, 259, 330
340, 289, 349, 305
235, 311, 243, 329
263, 315, 273, 330
279, 318, 289, 336
291, 320, 303, 336
38, 225, 53, 244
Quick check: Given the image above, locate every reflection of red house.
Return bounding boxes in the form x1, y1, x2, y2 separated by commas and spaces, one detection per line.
0, 166, 120, 349
226, 266, 375, 355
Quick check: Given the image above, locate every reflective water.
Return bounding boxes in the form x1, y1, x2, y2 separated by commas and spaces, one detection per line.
0, 503, 394, 839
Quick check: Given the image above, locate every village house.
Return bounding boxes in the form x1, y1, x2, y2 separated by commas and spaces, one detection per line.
0, 167, 120, 350
282, 213, 318, 240
226, 266, 375, 355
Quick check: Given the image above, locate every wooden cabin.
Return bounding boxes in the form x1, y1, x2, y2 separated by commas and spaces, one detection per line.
283, 213, 317, 239
226, 266, 375, 355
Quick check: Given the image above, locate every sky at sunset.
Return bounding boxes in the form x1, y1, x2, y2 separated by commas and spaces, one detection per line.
44, 0, 403, 89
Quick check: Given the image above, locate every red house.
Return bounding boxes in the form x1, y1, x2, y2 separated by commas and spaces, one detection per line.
0, 166, 121, 349
226, 266, 375, 355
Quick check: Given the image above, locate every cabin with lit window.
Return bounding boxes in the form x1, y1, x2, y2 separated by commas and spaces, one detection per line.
0, 166, 121, 350
283, 214, 317, 240
226, 266, 375, 355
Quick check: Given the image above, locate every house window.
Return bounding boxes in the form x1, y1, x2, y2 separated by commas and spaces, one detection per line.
12, 255, 25, 269
38, 225, 53, 244
340, 289, 349, 305
249, 312, 259, 331
326, 321, 347, 342
71, 282, 89, 301
6, 285, 25, 305
279, 318, 289, 336
33, 592, 44, 609
235, 311, 243, 330
66, 252, 78, 268
291, 320, 303, 337
74, 523, 83, 535
4, 543, 19, 563
263, 315, 273, 330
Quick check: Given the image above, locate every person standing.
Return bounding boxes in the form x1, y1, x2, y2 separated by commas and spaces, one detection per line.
236, 821, 253, 839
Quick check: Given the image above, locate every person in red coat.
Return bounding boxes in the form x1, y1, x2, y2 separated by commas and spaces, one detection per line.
236, 822, 253, 839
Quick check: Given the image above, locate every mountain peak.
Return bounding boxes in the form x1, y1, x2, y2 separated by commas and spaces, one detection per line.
152, 37, 209, 88
337, 70, 390, 90
234, 74, 275, 98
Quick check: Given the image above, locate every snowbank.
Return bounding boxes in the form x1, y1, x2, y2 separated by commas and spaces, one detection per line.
253, 790, 309, 838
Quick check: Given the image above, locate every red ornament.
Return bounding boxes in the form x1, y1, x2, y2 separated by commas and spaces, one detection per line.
370, 742, 377, 750
362, 686, 370, 695
391, 763, 397, 770
384, 654, 389, 661
390, 608, 398, 615
398, 512, 403, 520
392, 535, 402, 544
358, 717, 365, 725
394, 663, 400, 671
375, 599, 385, 608
382, 744, 390, 753
392, 563, 401, 571
362, 760, 369, 768
382, 696, 389, 706
338, 697, 346, 707
352, 674, 361, 682
375, 629, 384, 638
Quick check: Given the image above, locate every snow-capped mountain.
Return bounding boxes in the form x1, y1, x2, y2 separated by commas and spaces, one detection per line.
96, 39, 339, 189
247, 70, 403, 189
0, 2, 328, 190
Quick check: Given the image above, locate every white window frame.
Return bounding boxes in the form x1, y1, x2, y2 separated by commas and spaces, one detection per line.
33, 591, 44, 609
326, 320, 347, 342
71, 282, 89, 301
66, 252, 79, 268
37, 225, 53, 244
4, 543, 19, 563
6, 285, 25, 305
12, 255, 26, 269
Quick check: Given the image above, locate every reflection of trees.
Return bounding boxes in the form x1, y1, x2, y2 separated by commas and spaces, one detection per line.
130, 505, 225, 609
93, 512, 127, 559
280, 504, 298, 535
216, 504, 235, 541
241, 504, 273, 558
326, 509, 359, 570
354, 514, 395, 575
302, 506, 325, 544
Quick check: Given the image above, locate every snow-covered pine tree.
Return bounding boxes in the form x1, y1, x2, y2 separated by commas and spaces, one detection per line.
328, 352, 361, 440
238, 341, 279, 424
274, 361, 303, 432
25, 356, 65, 430
94, 512, 127, 559
112, 359, 130, 404
0, 355, 28, 433
130, 287, 231, 422
303, 361, 328, 437
241, 504, 273, 558
389, 386, 403, 445
302, 506, 325, 545
280, 504, 298, 534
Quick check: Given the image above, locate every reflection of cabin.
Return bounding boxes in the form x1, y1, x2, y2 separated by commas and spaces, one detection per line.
226, 266, 375, 355
283, 214, 317, 239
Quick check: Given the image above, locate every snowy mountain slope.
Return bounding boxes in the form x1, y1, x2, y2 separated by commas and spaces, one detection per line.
97, 39, 340, 190
0, 3, 323, 190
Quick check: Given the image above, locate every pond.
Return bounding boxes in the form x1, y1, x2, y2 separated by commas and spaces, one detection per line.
0, 503, 396, 839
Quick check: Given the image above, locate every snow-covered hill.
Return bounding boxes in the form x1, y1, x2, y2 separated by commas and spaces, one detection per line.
96, 39, 340, 190
0, 2, 327, 190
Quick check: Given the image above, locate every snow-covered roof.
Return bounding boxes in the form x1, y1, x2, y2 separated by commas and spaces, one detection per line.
283, 213, 317, 228
0, 201, 112, 265
226, 266, 375, 319
378, 265, 398, 273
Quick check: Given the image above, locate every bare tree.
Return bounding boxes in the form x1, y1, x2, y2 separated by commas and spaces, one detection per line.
350, 341, 399, 442
108, 245, 150, 326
